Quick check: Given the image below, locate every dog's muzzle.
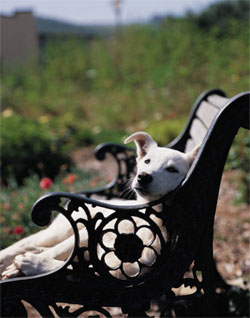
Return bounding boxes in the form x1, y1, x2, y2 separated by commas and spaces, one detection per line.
137, 172, 153, 186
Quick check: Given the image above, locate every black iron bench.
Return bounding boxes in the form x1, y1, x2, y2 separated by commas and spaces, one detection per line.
1, 89, 249, 317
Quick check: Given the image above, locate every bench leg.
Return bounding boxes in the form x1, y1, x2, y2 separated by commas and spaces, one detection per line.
199, 224, 217, 317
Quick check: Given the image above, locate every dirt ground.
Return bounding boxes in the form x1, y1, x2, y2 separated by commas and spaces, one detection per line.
214, 170, 249, 288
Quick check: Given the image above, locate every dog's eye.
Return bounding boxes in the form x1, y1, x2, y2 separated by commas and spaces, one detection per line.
166, 166, 179, 173
144, 159, 151, 164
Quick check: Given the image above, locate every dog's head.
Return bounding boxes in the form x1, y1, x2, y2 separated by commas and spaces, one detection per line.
125, 132, 200, 202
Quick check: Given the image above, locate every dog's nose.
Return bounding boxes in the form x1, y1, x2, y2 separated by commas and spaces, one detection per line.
137, 172, 153, 185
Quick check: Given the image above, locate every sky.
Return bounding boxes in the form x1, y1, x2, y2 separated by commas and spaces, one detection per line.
0, 0, 219, 25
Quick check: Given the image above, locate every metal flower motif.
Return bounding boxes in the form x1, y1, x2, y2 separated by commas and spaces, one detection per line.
97, 217, 162, 280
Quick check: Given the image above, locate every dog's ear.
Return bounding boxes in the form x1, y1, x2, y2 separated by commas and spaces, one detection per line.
124, 132, 157, 158
186, 144, 201, 165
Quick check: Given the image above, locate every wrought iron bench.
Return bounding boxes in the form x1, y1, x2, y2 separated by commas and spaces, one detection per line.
1, 89, 249, 317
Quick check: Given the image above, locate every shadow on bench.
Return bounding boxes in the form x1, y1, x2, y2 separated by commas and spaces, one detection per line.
1, 89, 249, 318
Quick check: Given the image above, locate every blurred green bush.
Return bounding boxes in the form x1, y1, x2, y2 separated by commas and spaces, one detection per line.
1, 115, 72, 185
0, 113, 128, 185
147, 118, 186, 146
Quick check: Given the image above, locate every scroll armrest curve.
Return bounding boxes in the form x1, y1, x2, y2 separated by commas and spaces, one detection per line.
31, 191, 154, 225
31, 191, 148, 228
80, 143, 137, 199
94, 142, 135, 161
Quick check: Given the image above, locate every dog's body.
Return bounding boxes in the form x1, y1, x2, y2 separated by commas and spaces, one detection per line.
1, 132, 199, 280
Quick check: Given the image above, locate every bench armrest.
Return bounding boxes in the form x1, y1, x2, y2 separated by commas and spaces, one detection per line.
31, 192, 169, 283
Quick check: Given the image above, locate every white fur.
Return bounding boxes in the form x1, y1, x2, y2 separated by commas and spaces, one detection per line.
0, 132, 199, 280
124, 132, 199, 202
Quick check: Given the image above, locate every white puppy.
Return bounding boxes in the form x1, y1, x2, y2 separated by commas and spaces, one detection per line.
1, 132, 199, 279
125, 132, 198, 202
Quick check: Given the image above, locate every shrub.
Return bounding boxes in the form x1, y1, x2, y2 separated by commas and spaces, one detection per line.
147, 118, 186, 146
1, 115, 72, 185
190, 0, 250, 35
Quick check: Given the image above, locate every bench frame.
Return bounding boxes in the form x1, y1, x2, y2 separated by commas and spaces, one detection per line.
1, 89, 249, 318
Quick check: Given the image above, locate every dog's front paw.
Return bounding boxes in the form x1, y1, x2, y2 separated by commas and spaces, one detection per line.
1, 261, 23, 280
1, 252, 64, 280
0, 244, 48, 276
0, 248, 21, 276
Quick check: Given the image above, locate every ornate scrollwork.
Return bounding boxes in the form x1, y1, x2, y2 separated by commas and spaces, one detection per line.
57, 198, 169, 285
92, 210, 166, 282
81, 143, 137, 200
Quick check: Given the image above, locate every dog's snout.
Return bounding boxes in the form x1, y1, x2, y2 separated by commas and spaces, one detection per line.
137, 172, 153, 185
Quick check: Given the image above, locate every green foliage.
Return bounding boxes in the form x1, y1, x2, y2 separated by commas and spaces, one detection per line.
1, 115, 72, 185
0, 111, 127, 185
147, 118, 186, 146
189, 0, 250, 35
0, 169, 98, 249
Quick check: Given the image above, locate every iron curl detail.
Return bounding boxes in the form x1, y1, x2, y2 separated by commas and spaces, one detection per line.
88, 207, 168, 284
31, 194, 62, 226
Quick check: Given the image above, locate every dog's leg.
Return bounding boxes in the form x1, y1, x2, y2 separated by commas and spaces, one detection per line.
0, 211, 83, 275
42, 225, 88, 261
1, 252, 65, 279
2, 227, 88, 279
0, 229, 51, 275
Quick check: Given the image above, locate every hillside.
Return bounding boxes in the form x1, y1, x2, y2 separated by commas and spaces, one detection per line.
36, 16, 115, 36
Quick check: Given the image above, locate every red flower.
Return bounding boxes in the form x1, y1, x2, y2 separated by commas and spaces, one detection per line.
40, 178, 53, 190
63, 173, 77, 185
13, 226, 25, 235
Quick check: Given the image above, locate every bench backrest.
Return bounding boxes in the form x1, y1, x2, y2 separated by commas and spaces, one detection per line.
185, 94, 229, 151
167, 89, 231, 152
